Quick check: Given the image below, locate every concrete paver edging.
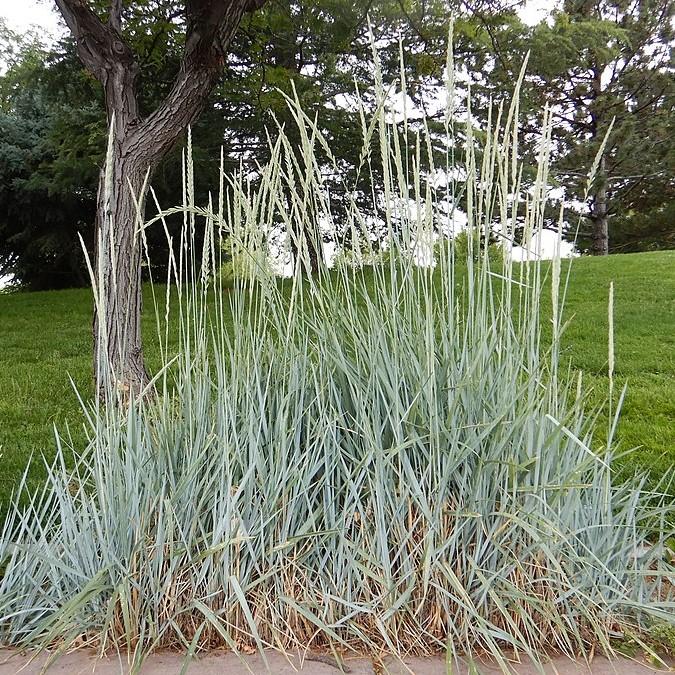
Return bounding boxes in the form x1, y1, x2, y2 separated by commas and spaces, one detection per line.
1, 650, 673, 675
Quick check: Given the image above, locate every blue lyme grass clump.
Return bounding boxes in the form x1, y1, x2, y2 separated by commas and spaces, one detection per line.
0, 39, 673, 673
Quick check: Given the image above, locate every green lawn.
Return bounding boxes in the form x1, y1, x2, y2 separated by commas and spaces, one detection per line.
1, 250, 674, 517
551, 252, 675, 484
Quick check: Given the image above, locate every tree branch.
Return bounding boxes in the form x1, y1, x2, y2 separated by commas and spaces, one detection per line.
53, 0, 134, 82
109, 0, 123, 33
132, 0, 267, 161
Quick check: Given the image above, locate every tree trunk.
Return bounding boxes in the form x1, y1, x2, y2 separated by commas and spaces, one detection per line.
305, 229, 324, 274
291, 228, 324, 274
93, 144, 152, 398
55, 0, 268, 400
590, 156, 609, 256
90, 48, 153, 398
286, 197, 325, 275
588, 56, 609, 257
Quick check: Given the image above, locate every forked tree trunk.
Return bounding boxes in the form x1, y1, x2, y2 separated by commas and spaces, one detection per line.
54, 0, 268, 399
91, 53, 153, 398
287, 207, 325, 275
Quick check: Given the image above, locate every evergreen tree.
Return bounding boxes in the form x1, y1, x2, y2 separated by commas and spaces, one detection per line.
483, 0, 674, 254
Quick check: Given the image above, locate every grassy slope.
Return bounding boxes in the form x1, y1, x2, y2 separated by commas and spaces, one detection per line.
0, 250, 673, 515
557, 251, 675, 482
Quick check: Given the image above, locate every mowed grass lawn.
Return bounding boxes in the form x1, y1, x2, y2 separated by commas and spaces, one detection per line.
0, 250, 674, 518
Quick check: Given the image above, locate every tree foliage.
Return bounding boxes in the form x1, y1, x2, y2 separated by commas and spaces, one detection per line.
0, 22, 101, 288
481, 0, 674, 253
0, 0, 673, 287
1, 0, 523, 286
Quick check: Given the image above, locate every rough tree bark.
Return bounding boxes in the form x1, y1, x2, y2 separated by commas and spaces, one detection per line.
53, 0, 268, 398
590, 155, 609, 256
588, 62, 609, 256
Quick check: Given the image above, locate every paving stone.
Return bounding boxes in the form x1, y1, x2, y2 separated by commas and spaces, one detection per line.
379, 654, 673, 675
0, 649, 374, 675
1, 650, 671, 674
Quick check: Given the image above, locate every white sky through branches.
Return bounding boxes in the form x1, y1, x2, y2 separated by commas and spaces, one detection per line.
1, 1, 63, 37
